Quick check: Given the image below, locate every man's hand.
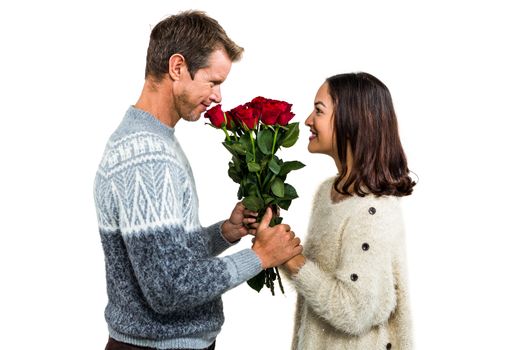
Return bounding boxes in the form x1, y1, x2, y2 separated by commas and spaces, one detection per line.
221, 202, 258, 243
252, 207, 303, 269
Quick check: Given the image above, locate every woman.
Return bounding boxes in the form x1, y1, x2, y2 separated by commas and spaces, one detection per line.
282, 72, 415, 349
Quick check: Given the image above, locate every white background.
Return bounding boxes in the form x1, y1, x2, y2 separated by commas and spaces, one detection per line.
1, 1, 524, 349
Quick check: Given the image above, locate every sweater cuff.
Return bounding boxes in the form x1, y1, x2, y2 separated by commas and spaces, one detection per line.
209, 221, 236, 256
223, 249, 263, 288
292, 259, 324, 292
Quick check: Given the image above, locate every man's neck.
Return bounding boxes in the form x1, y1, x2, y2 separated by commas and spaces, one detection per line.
135, 78, 181, 128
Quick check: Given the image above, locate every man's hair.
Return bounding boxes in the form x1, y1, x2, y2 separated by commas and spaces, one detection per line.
327, 72, 416, 197
145, 10, 244, 80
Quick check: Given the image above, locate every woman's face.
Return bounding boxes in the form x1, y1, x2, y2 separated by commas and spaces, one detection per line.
305, 82, 337, 158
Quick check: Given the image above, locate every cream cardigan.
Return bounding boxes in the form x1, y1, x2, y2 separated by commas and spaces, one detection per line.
289, 178, 412, 350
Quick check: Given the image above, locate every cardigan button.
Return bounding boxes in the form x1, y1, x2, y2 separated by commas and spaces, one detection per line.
362, 243, 370, 251
386, 343, 392, 349
350, 274, 358, 281
368, 207, 376, 215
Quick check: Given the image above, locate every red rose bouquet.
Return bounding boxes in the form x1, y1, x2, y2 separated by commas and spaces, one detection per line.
205, 96, 305, 295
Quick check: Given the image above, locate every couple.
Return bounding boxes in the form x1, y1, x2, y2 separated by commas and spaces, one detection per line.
93, 10, 415, 350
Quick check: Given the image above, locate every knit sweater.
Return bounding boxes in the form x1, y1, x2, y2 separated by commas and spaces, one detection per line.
93, 106, 262, 349
290, 178, 412, 350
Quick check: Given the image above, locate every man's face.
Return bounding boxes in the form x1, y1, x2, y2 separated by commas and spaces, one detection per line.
174, 49, 232, 122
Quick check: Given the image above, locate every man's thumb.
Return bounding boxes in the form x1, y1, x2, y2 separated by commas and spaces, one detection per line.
258, 207, 273, 231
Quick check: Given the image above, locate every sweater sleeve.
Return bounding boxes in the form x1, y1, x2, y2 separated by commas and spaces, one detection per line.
292, 206, 398, 335
203, 221, 237, 256
110, 156, 262, 314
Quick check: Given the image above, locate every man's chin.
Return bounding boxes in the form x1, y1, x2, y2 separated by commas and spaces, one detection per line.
183, 113, 202, 122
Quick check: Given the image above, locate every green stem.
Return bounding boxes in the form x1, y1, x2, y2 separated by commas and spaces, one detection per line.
271, 125, 280, 155
221, 113, 232, 142
276, 267, 285, 294
249, 131, 263, 187
222, 126, 231, 142
249, 131, 256, 161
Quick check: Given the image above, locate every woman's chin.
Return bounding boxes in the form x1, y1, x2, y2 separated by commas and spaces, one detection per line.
307, 144, 318, 154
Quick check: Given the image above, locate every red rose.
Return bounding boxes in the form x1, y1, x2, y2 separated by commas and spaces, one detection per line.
230, 104, 259, 129
249, 97, 294, 126
224, 111, 236, 129
248, 96, 271, 123
250, 96, 269, 111
204, 104, 227, 128
205, 105, 236, 129
276, 110, 295, 125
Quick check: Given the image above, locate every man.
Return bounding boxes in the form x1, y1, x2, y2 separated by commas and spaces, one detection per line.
94, 11, 302, 350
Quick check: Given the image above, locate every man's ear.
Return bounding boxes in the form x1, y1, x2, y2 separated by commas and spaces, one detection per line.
168, 54, 186, 81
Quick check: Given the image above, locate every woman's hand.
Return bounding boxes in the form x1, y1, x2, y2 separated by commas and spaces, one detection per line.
282, 254, 306, 275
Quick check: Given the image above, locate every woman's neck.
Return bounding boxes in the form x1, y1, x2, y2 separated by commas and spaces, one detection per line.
331, 163, 355, 203
330, 147, 354, 201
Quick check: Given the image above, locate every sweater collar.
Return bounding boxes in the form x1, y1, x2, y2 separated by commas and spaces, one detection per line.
123, 105, 175, 140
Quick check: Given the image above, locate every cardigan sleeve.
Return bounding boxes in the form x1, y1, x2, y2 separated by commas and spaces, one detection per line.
292, 203, 398, 336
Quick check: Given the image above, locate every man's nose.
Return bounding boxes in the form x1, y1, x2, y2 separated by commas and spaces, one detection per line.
210, 86, 222, 103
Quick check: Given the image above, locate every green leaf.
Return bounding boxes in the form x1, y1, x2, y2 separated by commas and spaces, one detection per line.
281, 122, 300, 148
256, 129, 273, 155
230, 155, 241, 169
237, 186, 243, 200
272, 216, 283, 225
279, 160, 306, 176
227, 167, 242, 183
277, 199, 292, 210
262, 173, 276, 193
263, 194, 274, 205
284, 184, 299, 199
246, 152, 255, 163
222, 143, 236, 156
247, 271, 266, 292
242, 196, 264, 211
245, 183, 259, 197
239, 133, 252, 151
271, 177, 285, 198
247, 161, 261, 172
223, 142, 247, 155
268, 157, 281, 174
246, 173, 259, 186
259, 158, 269, 171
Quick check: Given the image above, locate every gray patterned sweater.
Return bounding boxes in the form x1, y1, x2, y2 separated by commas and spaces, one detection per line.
94, 106, 262, 349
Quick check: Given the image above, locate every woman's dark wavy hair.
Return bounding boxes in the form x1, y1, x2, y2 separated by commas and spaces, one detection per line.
327, 72, 416, 197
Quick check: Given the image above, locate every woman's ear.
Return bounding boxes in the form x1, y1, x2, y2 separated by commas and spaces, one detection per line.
168, 54, 185, 81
